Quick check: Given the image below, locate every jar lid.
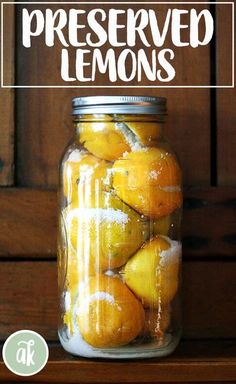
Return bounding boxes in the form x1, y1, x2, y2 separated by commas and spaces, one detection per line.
72, 96, 167, 115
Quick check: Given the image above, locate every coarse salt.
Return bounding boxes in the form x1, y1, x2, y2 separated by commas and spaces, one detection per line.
149, 170, 160, 179
67, 208, 130, 225
89, 291, 115, 304
159, 236, 182, 267
67, 149, 86, 162
59, 331, 174, 358
64, 291, 71, 311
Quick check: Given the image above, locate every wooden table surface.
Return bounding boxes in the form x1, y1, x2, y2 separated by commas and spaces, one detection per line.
1, 340, 236, 383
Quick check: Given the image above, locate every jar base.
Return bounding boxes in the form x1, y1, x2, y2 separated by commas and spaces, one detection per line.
59, 331, 180, 359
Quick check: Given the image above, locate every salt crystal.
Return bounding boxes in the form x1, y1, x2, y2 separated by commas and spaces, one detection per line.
149, 170, 160, 179
66, 208, 129, 225
75, 291, 115, 316
89, 291, 115, 304
67, 149, 86, 162
159, 236, 182, 267
64, 291, 71, 311
59, 331, 174, 358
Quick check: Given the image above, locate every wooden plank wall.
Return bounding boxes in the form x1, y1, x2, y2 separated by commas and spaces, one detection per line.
0, 2, 14, 185
1, 260, 236, 340
0, 1, 236, 343
216, 3, 236, 185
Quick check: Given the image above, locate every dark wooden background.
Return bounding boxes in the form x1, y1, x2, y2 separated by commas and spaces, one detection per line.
0, 1, 236, 382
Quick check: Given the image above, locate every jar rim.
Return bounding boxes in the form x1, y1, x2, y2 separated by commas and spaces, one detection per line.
72, 96, 167, 115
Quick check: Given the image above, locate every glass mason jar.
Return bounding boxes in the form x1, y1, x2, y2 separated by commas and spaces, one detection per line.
58, 96, 182, 359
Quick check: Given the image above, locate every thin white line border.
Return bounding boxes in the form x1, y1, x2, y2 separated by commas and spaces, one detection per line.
1, 1, 235, 88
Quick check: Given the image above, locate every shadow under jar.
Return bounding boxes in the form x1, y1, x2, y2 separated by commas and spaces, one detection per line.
58, 96, 183, 359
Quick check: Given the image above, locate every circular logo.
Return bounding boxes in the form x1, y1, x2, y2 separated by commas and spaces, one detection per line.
2, 330, 49, 376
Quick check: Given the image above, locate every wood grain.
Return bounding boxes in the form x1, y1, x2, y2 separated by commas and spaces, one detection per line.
0, 187, 236, 258
0, 189, 57, 257
1, 381, 235, 384
216, 3, 236, 185
1, 341, 236, 383
182, 187, 236, 258
1, 260, 236, 340
0, 2, 15, 185
15, 3, 211, 187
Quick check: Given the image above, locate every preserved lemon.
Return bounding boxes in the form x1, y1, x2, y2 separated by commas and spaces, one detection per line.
126, 121, 161, 146
123, 236, 181, 307
79, 120, 162, 161
76, 275, 145, 348
113, 148, 182, 219
63, 150, 112, 205
64, 192, 149, 272
79, 122, 130, 161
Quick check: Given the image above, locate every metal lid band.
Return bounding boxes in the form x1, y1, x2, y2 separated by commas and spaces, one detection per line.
72, 96, 167, 115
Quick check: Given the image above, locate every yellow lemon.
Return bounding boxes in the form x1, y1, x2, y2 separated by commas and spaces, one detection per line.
125, 121, 161, 146
76, 275, 145, 348
123, 236, 181, 308
113, 148, 182, 219
78, 120, 162, 161
64, 192, 149, 272
63, 150, 112, 205
79, 122, 130, 161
